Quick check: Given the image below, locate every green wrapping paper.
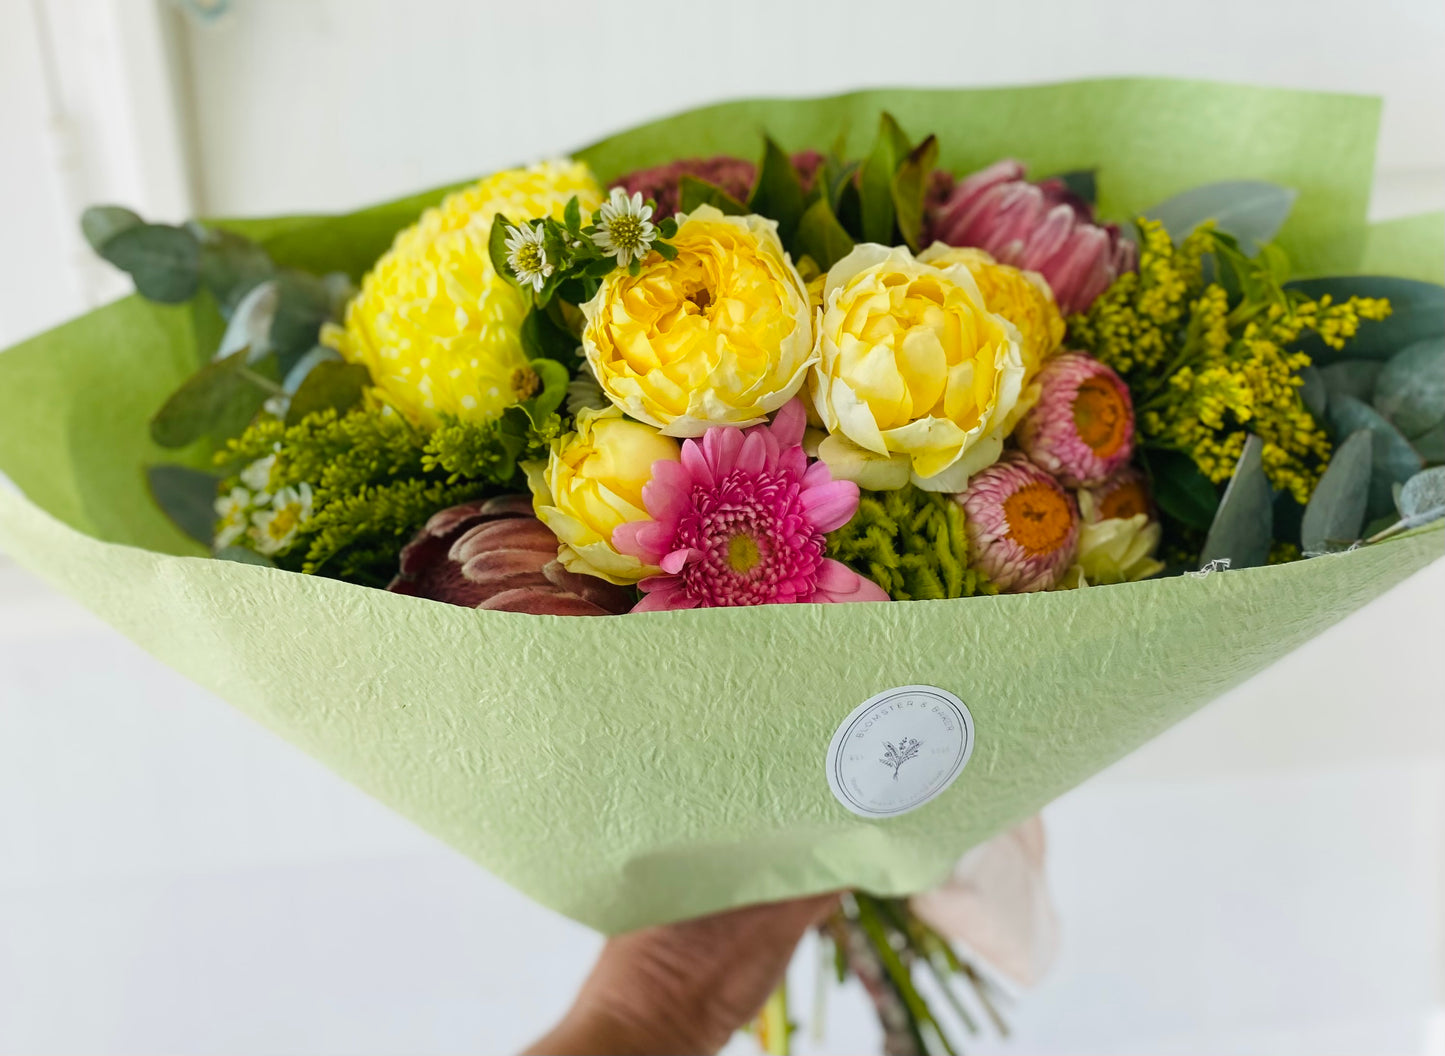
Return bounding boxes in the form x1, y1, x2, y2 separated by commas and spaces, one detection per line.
0, 80, 1440, 933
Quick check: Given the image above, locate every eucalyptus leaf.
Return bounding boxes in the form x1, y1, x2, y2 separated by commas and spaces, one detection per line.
80, 205, 143, 253
1298, 365, 1327, 419
1300, 429, 1372, 554
1287, 277, 1445, 365
270, 271, 339, 376
795, 198, 856, 273
677, 176, 748, 216
214, 279, 279, 362
1200, 434, 1272, 570
146, 464, 221, 546
1327, 394, 1425, 519
1317, 359, 1382, 404
196, 226, 276, 318
282, 345, 342, 393
748, 137, 807, 245
1144, 181, 1296, 253
99, 223, 201, 303
891, 135, 939, 251
150, 349, 275, 449
285, 360, 370, 425
520, 305, 580, 366
1050, 169, 1097, 206
1373, 337, 1445, 438
1144, 447, 1219, 532
1409, 420, 1445, 464
1396, 466, 1445, 528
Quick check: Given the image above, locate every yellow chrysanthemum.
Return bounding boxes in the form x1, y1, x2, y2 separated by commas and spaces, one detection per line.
918, 243, 1064, 374
323, 160, 603, 427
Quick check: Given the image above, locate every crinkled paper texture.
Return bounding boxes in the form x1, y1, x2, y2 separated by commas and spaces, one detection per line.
1, 80, 1441, 933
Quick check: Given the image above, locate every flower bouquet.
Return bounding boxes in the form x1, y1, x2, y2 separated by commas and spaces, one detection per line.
0, 79, 1441, 1053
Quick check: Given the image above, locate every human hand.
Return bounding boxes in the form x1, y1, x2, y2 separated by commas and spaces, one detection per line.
523, 892, 840, 1055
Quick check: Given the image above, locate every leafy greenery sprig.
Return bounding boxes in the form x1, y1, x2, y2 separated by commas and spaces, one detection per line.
489, 195, 680, 310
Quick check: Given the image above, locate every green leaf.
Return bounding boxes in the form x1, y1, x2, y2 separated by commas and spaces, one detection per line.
215, 279, 278, 362
150, 349, 275, 448
1409, 420, 1445, 464
1327, 394, 1425, 520
1144, 181, 1296, 253
1200, 434, 1273, 570
519, 305, 579, 365
281, 344, 341, 392
1318, 359, 1382, 404
146, 464, 221, 546
489, 215, 515, 283
80, 205, 143, 253
795, 198, 856, 273
516, 358, 569, 428
858, 113, 909, 244
1300, 429, 1372, 554
1144, 447, 1219, 532
1396, 466, 1445, 528
891, 135, 939, 252
563, 195, 582, 236
284, 360, 371, 426
194, 225, 276, 318
1286, 277, 1445, 365
748, 137, 807, 246
1373, 337, 1444, 439
1050, 169, 1097, 206
677, 175, 748, 216
98, 223, 201, 303
270, 271, 339, 376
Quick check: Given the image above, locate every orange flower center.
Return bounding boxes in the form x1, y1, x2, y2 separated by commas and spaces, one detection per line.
1072, 378, 1129, 457
1003, 481, 1074, 556
1099, 479, 1150, 520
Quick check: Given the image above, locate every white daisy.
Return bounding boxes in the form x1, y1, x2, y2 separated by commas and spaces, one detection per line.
239, 452, 277, 495
213, 486, 253, 550
250, 482, 314, 556
504, 222, 553, 292
591, 188, 657, 267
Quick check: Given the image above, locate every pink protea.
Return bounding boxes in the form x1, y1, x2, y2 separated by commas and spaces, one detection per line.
612, 400, 889, 611
1015, 353, 1135, 488
956, 453, 1080, 593
926, 160, 1136, 314
612, 152, 826, 219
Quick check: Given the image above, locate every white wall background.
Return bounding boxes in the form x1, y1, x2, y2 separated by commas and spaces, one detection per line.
1, 1, 1443, 1053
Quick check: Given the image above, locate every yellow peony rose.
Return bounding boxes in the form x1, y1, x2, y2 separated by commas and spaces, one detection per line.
580, 205, 814, 437
323, 160, 602, 427
1058, 489, 1165, 587
917, 243, 1064, 375
527, 406, 681, 584
809, 244, 1026, 492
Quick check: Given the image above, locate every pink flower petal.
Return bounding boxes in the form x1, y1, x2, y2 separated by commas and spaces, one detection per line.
735, 429, 767, 476
800, 479, 860, 534
770, 398, 807, 448
632, 577, 698, 612
810, 559, 890, 603
660, 547, 698, 574
679, 438, 713, 488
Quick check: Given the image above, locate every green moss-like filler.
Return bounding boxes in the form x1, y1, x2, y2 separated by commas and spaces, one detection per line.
826, 486, 996, 601
216, 407, 555, 585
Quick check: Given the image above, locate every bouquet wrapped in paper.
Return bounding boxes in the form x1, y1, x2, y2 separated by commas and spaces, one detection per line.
1, 78, 1441, 1052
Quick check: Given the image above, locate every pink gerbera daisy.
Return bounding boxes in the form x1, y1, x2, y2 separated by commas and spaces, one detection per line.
612, 400, 889, 611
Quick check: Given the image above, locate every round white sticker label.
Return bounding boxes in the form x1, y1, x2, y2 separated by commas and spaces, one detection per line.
825, 685, 974, 818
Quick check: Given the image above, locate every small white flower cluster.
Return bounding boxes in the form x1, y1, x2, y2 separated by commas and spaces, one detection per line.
213, 449, 315, 557
504, 187, 661, 293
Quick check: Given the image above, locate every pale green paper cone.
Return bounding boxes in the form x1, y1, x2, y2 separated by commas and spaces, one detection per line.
1, 81, 1441, 933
